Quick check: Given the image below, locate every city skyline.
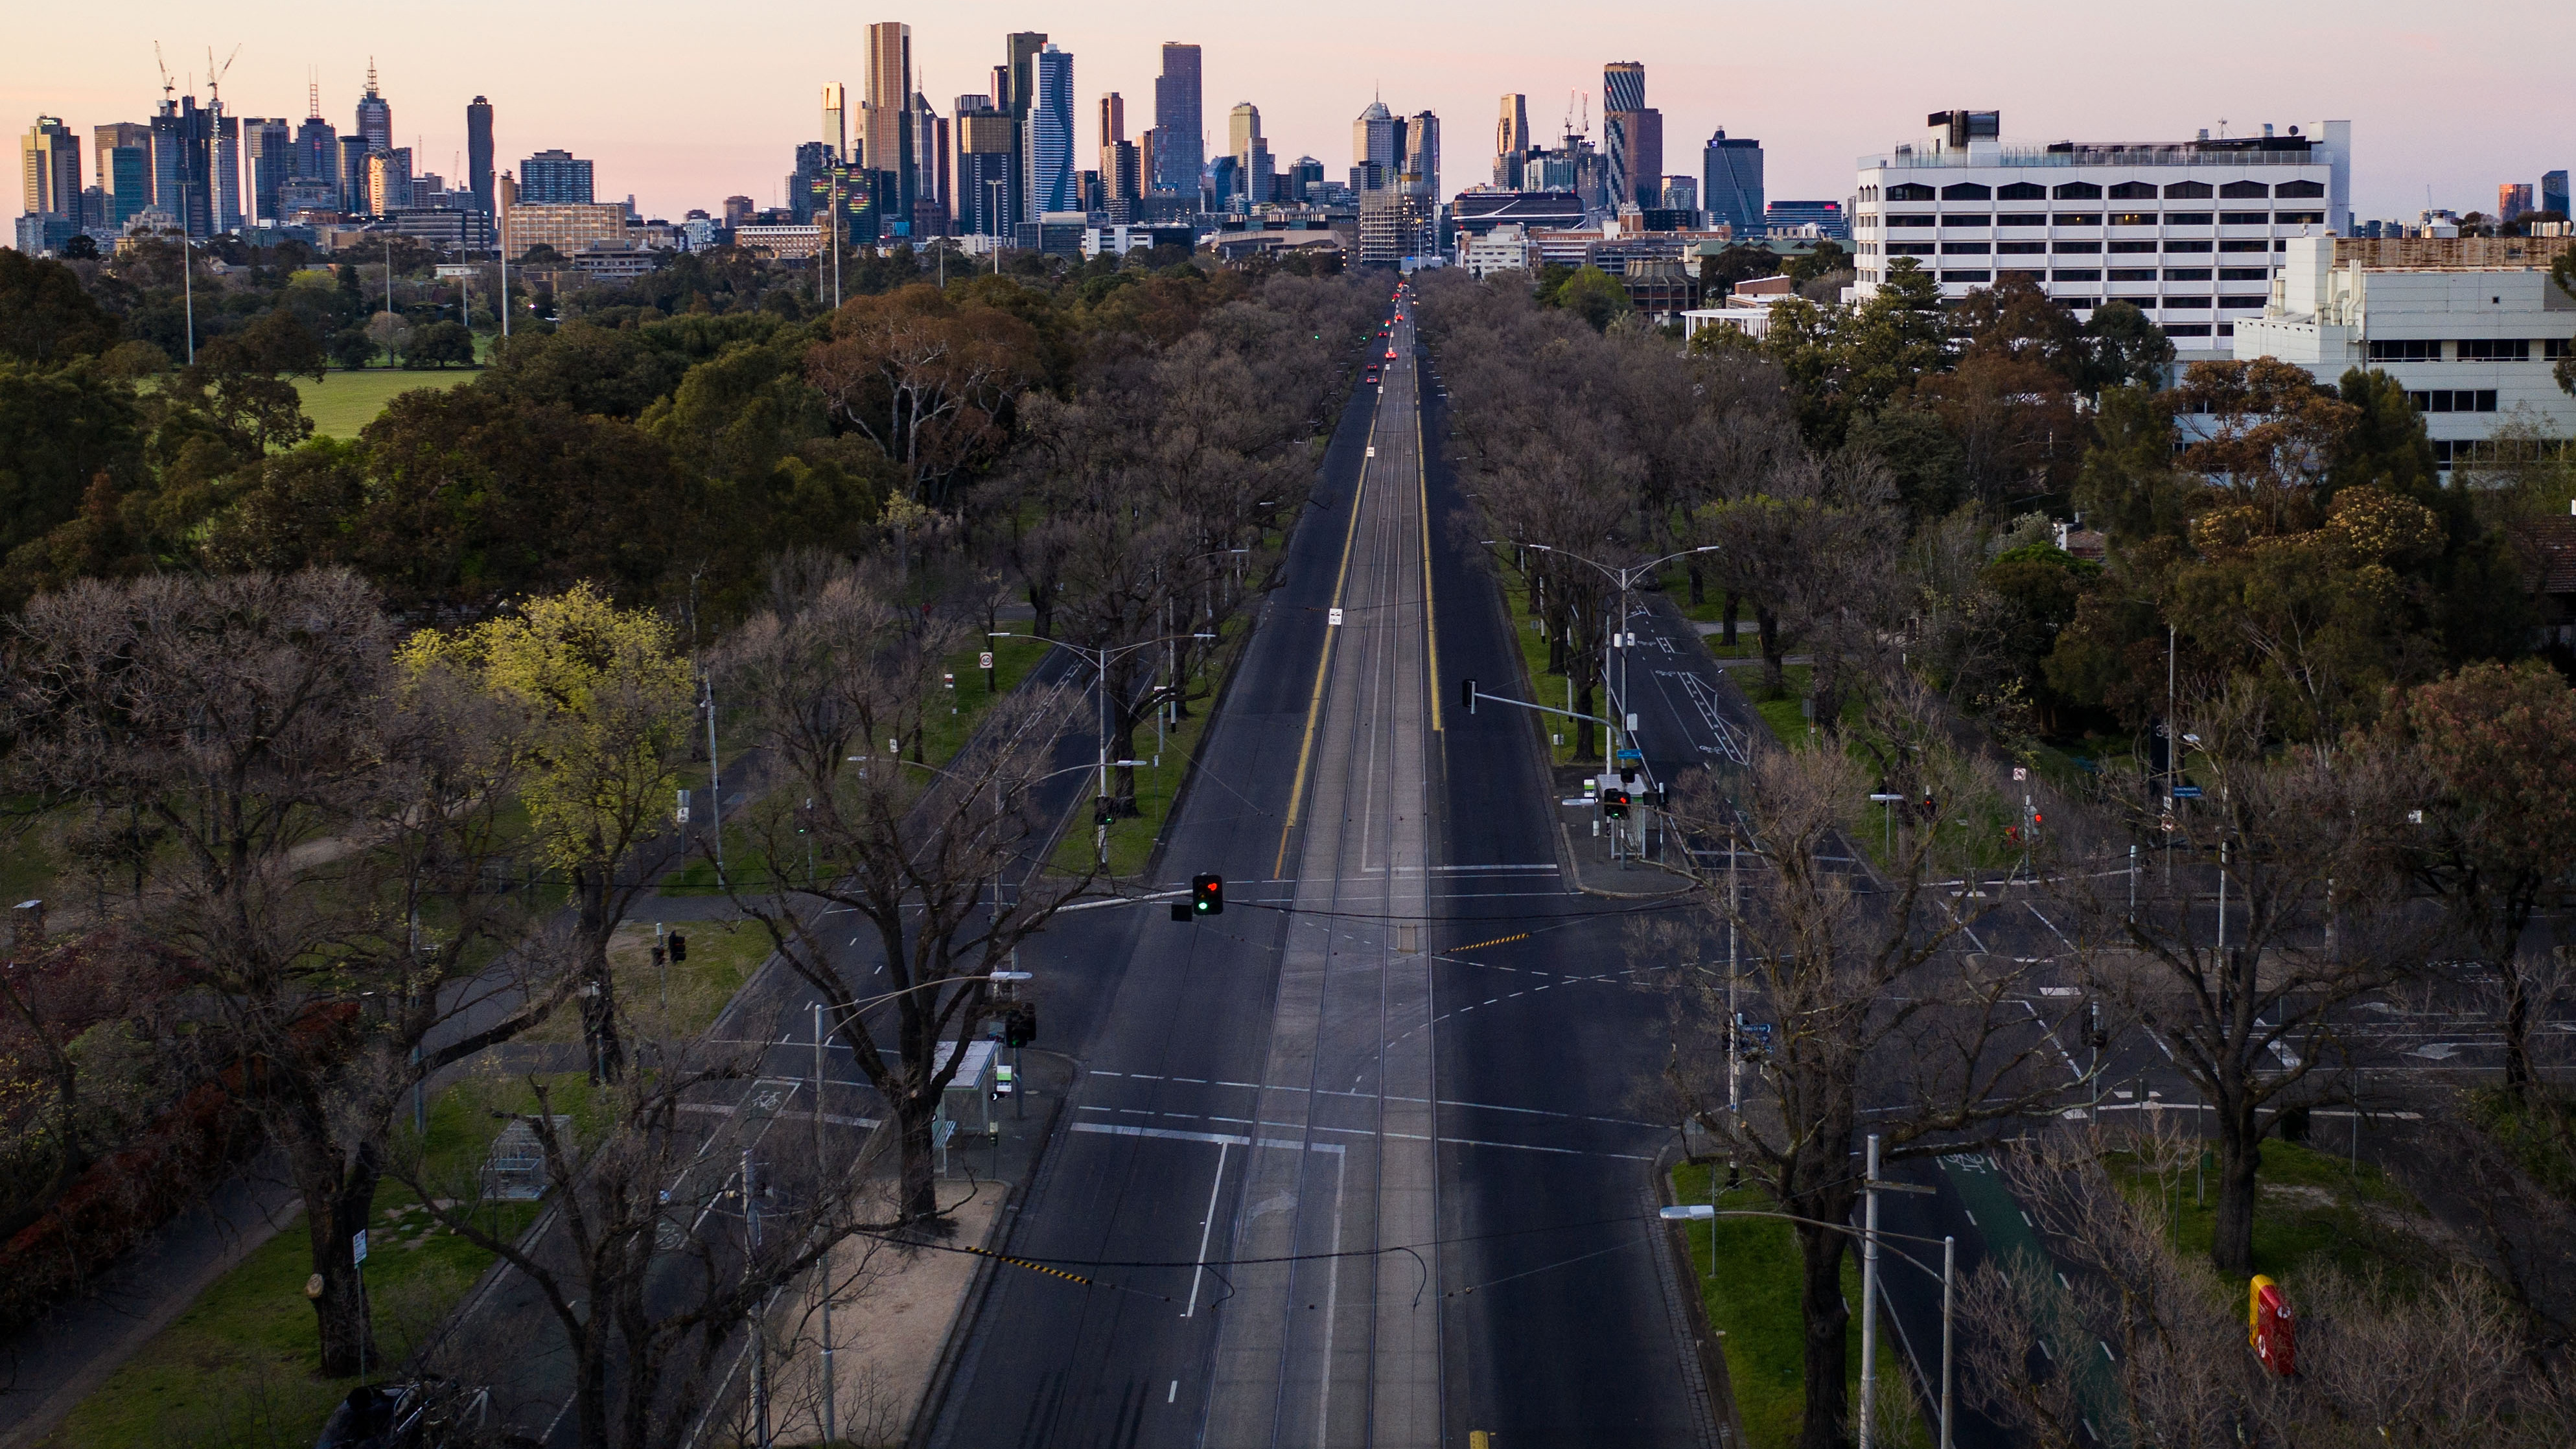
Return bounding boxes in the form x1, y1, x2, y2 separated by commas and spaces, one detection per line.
9, 0, 2575, 232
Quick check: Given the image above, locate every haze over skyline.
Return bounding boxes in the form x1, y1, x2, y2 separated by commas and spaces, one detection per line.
10, 0, 2573, 231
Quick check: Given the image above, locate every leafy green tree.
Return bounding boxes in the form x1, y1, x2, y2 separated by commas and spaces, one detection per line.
1782, 238, 1849, 286
1766, 258, 1950, 448
1550, 264, 1633, 331
0, 363, 145, 585
1955, 272, 2085, 382
479, 320, 688, 418
2078, 301, 2174, 391
1979, 542, 2100, 731
1842, 402, 1964, 521
327, 328, 376, 370
1699, 242, 1782, 297
2071, 384, 2188, 546
0, 251, 121, 367
2328, 366, 2441, 504
403, 319, 476, 368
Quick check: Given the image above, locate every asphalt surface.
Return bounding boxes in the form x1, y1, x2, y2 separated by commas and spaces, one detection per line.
929, 287, 1710, 1448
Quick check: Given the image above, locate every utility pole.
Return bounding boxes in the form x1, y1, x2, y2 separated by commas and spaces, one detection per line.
704, 673, 725, 878
812, 1002, 836, 1444
1859, 1133, 1882, 1449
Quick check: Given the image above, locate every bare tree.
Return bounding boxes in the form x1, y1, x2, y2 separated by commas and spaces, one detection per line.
2071, 684, 2431, 1277
719, 560, 1093, 1222
1660, 679, 2076, 1449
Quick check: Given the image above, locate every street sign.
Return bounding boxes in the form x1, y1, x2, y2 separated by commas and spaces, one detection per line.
1616, 749, 1642, 762
2012, 767, 2028, 782
352, 1229, 367, 1264
1328, 608, 1343, 626
1366, 446, 1376, 458
2172, 785, 2203, 799
979, 651, 993, 670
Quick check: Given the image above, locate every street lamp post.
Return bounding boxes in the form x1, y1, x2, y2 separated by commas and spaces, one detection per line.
991, 631, 1215, 865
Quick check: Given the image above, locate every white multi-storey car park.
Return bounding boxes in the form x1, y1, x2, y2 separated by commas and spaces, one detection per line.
1851, 110, 2350, 364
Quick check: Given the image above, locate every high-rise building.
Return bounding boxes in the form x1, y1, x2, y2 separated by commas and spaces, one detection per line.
1025, 44, 1076, 218
152, 97, 216, 237
2546, 170, 2571, 221
1661, 176, 1698, 214
366, 148, 413, 214
244, 117, 291, 223
95, 123, 151, 226
294, 82, 338, 194
723, 194, 754, 229
822, 82, 848, 165
1702, 128, 1764, 236
1403, 110, 1439, 200
1153, 43, 1203, 194
864, 22, 913, 214
1288, 156, 1323, 203
210, 108, 242, 232
911, 91, 947, 236
1003, 31, 1047, 222
1099, 92, 1124, 152
22, 117, 80, 218
467, 97, 494, 214
2498, 182, 2533, 224
1354, 99, 1400, 192
1494, 93, 1529, 188
1603, 62, 1662, 210
1229, 102, 1271, 206
354, 61, 391, 152
957, 108, 1015, 235
520, 148, 594, 205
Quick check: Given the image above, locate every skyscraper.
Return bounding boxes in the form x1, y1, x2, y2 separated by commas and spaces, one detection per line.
2500, 182, 2534, 224
1603, 62, 1662, 210
1003, 31, 1047, 223
1495, 93, 1529, 185
822, 83, 848, 164
95, 122, 151, 226
1702, 128, 1764, 236
467, 97, 494, 214
338, 135, 373, 212
244, 117, 290, 224
1099, 92, 1124, 154
1152, 43, 1202, 194
911, 91, 946, 235
1402, 110, 1439, 200
355, 61, 391, 152
864, 22, 913, 214
152, 97, 216, 236
1025, 43, 1076, 217
957, 105, 1014, 235
2546, 170, 2571, 221
210, 107, 242, 232
520, 148, 594, 205
1229, 102, 1271, 205
1353, 99, 1399, 193
21, 117, 80, 218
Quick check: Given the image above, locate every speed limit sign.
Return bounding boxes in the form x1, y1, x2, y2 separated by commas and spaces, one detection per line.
979, 651, 994, 670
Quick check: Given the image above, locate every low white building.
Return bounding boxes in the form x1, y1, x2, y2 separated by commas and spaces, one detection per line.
2233, 235, 2576, 470
1461, 224, 1537, 277
1851, 109, 2350, 365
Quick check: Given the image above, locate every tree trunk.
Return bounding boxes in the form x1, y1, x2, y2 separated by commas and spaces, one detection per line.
1793, 1219, 1853, 1449
1757, 606, 1785, 698
573, 1330, 612, 1449
2210, 1093, 2262, 1276
575, 868, 626, 1083
2502, 961, 2535, 1102
1687, 564, 1706, 607
1722, 592, 1740, 648
306, 1172, 382, 1378
1573, 681, 1597, 762
898, 1092, 941, 1222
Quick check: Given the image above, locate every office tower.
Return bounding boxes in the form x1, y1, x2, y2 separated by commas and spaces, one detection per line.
338, 134, 373, 210
355, 61, 391, 152
1660, 175, 1697, 213
1099, 92, 1124, 151
95, 123, 151, 226
788, 140, 835, 224
723, 194, 753, 229
1139, 130, 1157, 199
2546, 170, 2570, 220
467, 97, 494, 213
822, 83, 848, 164
520, 148, 594, 204
211, 109, 242, 231
1494, 93, 1529, 187
2498, 182, 2533, 224
1025, 44, 1076, 217
1603, 62, 1662, 209
294, 78, 338, 191
153, 97, 216, 236
244, 117, 290, 223
1403, 111, 1439, 200
1153, 43, 1202, 192
1106, 139, 1140, 209
864, 22, 913, 214
1229, 102, 1271, 205
23, 117, 80, 217
1288, 156, 1323, 203
1702, 128, 1763, 235
1003, 31, 1047, 223
911, 91, 947, 235
957, 107, 1015, 234
366, 148, 413, 214
1354, 98, 1399, 192
1209, 154, 1237, 207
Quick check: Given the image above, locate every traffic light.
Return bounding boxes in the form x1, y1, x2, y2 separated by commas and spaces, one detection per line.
1001, 1002, 1038, 1048
1603, 789, 1630, 820
667, 932, 687, 963
1459, 677, 1476, 714
1095, 797, 1115, 827
1192, 873, 1224, 916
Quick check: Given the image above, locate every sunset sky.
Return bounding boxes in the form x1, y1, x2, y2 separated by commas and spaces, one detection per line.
10, 0, 2573, 230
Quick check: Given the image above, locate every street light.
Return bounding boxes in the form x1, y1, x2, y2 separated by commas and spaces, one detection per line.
991, 631, 1216, 866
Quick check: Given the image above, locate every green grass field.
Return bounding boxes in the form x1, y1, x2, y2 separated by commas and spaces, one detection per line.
294, 368, 478, 439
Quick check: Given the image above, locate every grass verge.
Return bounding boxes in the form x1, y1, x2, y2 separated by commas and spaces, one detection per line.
518, 915, 771, 1045
45, 1079, 554, 1449
1491, 551, 1598, 770
1048, 629, 1234, 881
2108, 1133, 2444, 1285
1672, 1163, 1925, 1449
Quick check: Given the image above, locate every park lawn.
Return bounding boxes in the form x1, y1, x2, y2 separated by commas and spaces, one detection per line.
1671, 1164, 1925, 1449
45, 1079, 554, 1449
295, 367, 478, 439
518, 914, 772, 1045
2109, 1134, 2444, 1286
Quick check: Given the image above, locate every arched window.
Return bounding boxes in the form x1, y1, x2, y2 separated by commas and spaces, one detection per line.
1888, 182, 1935, 202
1942, 181, 1992, 200
2274, 179, 2325, 199
2107, 181, 2158, 200
1997, 181, 2047, 200
2163, 180, 2213, 198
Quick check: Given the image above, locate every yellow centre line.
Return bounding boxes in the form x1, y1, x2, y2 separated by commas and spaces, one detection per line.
1274, 409, 1375, 878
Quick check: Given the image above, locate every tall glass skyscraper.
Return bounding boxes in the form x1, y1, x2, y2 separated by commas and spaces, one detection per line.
1152, 43, 1202, 194
355, 62, 391, 152
1026, 44, 1076, 215
1702, 128, 1764, 236
467, 97, 494, 214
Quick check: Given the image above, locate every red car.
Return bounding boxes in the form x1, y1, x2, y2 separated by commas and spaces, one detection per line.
1385, 347, 1398, 359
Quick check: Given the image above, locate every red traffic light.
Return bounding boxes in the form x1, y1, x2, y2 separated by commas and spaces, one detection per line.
1192, 873, 1224, 916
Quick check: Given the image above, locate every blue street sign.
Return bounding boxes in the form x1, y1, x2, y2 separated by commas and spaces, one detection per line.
1615, 749, 1642, 761
2171, 785, 2203, 799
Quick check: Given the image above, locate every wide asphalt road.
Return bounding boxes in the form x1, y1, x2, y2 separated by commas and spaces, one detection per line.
929, 283, 1712, 1448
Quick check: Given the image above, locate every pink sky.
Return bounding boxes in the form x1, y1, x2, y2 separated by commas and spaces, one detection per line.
10, 0, 2574, 231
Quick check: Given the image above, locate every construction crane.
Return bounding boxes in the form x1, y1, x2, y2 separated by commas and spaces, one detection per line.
206, 45, 240, 108
154, 41, 176, 110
